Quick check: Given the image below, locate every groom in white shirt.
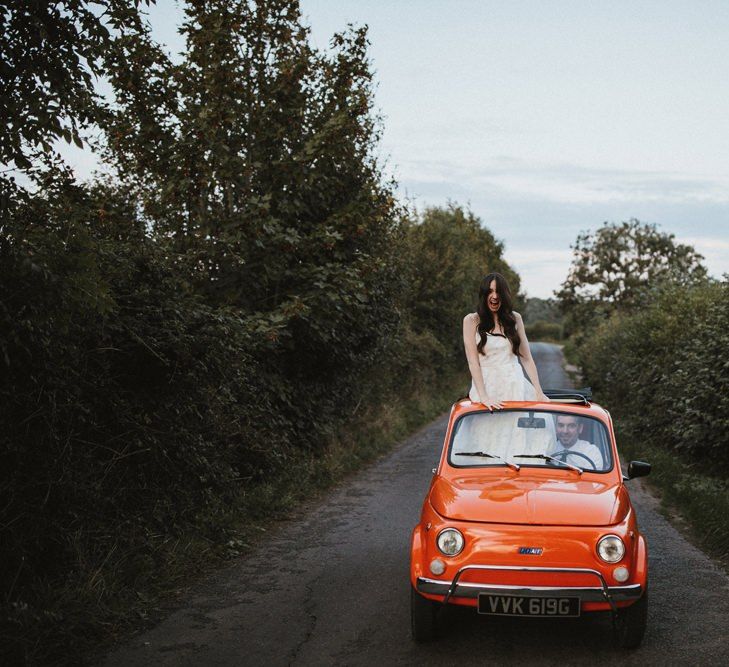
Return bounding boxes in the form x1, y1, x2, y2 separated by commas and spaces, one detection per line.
551, 415, 604, 470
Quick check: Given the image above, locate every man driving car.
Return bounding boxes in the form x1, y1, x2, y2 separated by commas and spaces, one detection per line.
550, 414, 603, 470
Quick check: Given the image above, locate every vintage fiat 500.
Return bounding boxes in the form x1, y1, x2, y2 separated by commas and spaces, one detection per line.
410, 390, 651, 648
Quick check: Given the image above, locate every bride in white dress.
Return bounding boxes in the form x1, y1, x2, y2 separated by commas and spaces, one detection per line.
463, 272, 549, 407
459, 273, 553, 458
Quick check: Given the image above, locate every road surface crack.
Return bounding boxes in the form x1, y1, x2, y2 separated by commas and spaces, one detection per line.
288, 581, 318, 665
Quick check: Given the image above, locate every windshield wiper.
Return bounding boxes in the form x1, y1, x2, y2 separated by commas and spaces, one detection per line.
513, 453, 583, 474
454, 451, 520, 471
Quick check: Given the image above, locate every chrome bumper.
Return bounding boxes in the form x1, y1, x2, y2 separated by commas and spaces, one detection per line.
417, 565, 643, 612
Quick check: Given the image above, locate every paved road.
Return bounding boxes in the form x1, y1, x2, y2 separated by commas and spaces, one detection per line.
102, 344, 729, 666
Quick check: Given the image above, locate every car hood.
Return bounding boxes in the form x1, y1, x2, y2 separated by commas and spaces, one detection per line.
430, 474, 626, 526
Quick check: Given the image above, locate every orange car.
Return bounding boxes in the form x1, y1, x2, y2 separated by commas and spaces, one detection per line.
410, 389, 651, 648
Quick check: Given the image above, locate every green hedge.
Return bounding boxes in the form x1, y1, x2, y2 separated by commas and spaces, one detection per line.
575, 280, 729, 563
525, 320, 563, 342
0, 182, 509, 662
578, 280, 729, 472
0, 4, 519, 660
616, 429, 729, 561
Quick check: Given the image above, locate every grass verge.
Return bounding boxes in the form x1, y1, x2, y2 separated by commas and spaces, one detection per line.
8, 371, 464, 666
616, 426, 729, 571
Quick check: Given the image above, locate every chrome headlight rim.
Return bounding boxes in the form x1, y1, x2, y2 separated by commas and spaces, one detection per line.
597, 534, 626, 563
436, 527, 465, 556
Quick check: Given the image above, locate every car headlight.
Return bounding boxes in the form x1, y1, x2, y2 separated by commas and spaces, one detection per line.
597, 535, 625, 563
437, 528, 464, 556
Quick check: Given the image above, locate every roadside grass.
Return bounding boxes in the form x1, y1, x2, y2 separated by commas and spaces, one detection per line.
616, 426, 729, 571
561, 339, 580, 367
37, 370, 463, 665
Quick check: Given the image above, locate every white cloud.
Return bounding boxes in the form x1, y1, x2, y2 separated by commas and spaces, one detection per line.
685, 237, 729, 251
393, 156, 729, 206
504, 248, 573, 299
683, 237, 729, 278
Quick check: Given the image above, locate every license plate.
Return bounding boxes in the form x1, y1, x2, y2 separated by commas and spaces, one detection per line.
477, 594, 580, 617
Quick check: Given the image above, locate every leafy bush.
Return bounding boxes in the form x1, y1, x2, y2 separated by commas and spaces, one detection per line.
0, 183, 511, 663
525, 320, 563, 342
0, 182, 284, 646
0, 2, 523, 662
578, 280, 729, 471
523, 297, 562, 325
616, 428, 729, 561
404, 204, 521, 359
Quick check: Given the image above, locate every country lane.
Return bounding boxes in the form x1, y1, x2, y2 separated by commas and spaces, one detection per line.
101, 343, 729, 666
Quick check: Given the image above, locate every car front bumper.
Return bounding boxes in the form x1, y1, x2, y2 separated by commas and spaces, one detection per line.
416, 564, 643, 611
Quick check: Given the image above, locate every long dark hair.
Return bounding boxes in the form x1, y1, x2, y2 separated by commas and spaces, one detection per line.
475, 272, 521, 357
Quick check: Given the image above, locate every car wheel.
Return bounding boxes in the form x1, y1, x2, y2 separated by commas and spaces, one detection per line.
615, 586, 648, 649
411, 585, 439, 642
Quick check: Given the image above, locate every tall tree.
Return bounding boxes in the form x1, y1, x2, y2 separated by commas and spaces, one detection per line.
557, 218, 707, 335
404, 203, 521, 357
100, 0, 403, 396
0, 0, 154, 203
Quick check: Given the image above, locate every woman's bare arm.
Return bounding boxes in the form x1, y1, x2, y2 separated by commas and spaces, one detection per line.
463, 313, 503, 409
514, 312, 550, 402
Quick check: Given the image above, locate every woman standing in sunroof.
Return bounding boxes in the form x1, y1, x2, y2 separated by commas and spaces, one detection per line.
462, 272, 550, 410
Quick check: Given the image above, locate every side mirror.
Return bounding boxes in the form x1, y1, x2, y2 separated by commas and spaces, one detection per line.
627, 460, 651, 479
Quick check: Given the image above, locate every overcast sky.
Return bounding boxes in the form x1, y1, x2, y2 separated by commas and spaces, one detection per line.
61, 0, 729, 297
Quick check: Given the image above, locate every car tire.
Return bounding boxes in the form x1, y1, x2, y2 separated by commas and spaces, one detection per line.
615, 586, 648, 649
411, 585, 439, 642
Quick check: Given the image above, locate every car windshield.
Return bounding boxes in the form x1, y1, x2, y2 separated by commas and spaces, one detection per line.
449, 410, 612, 473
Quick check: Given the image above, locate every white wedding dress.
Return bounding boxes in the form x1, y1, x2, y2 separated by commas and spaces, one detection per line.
461, 331, 553, 460
468, 331, 536, 403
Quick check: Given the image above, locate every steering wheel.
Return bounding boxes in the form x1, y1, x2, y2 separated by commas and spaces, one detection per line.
551, 449, 597, 470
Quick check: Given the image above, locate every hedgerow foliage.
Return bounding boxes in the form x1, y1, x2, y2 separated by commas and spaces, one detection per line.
0, 174, 289, 661
558, 221, 729, 565
0, 2, 516, 661
558, 220, 725, 470
524, 320, 562, 342
404, 204, 522, 360
577, 280, 729, 471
